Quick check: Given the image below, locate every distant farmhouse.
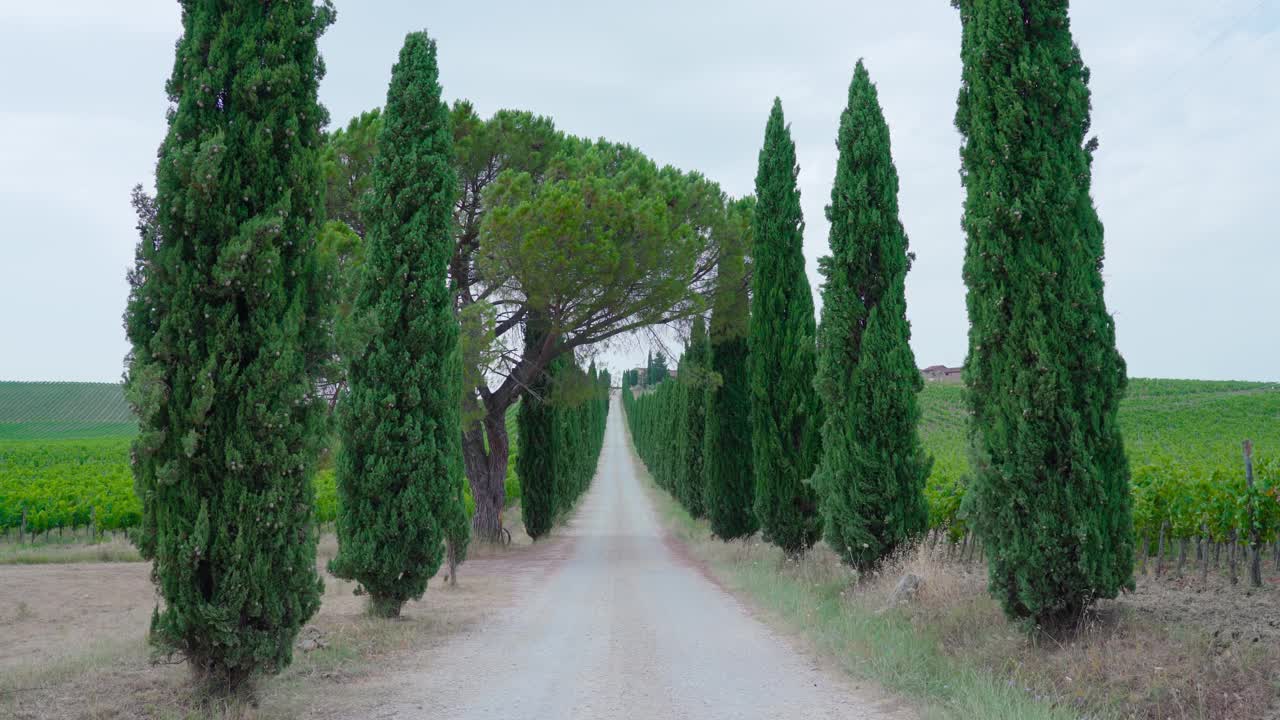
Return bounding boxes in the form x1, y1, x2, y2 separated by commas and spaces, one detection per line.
921, 365, 963, 383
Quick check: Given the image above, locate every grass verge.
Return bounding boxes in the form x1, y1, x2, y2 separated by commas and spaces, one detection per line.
637, 473, 1077, 720
0, 536, 141, 564
629, 427, 1280, 719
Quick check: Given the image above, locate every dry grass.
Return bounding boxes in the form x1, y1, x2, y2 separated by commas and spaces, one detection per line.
865, 546, 1280, 720
656, 507, 1280, 720
0, 512, 554, 720
0, 536, 141, 564
625, 420, 1280, 719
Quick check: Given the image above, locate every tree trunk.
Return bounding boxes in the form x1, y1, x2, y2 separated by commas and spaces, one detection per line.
462, 409, 511, 543
445, 538, 459, 587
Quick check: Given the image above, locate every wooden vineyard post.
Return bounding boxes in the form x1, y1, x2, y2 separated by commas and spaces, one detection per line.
1199, 524, 1209, 583
18, 507, 26, 545
1243, 440, 1262, 588
1228, 530, 1239, 585
1155, 519, 1169, 577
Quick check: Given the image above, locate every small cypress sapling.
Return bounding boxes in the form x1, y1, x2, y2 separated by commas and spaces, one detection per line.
748, 98, 823, 556
328, 31, 465, 618
812, 61, 930, 571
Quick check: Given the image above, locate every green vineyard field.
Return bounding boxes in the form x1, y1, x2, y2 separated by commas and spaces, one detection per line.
0, 382, 520, 537
921, 379, 1280, 546
0, 381, 135, 440
2, 380, 1276, 546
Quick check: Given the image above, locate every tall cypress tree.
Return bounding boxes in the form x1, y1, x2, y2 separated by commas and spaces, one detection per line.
813, 62, 930, 571
517, 314, 555, 540
748, 99, 822, 556
955, 0, 1133, 624
676, 316, 709, 517
703, 201, 757, 540
122, 0, 333, 687
328, 32, 463, 618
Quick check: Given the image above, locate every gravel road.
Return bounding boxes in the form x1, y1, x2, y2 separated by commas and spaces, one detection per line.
366, 398, 910, 719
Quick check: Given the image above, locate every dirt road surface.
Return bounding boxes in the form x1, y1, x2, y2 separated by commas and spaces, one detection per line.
346, 399, 910, 720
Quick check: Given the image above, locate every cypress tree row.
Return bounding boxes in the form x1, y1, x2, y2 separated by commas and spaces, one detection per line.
624, 373, 685, 494
955, 0, 1133, 624
517, 316, 556, 540
552, 360, 609, 515
517, 330, 609, 540
813, 61, 930, 571
676, 318, 710, 517
327, 32, 464, 618
703, 202, 758, 540
748, 99, 823, 556
122, 0, 333, 687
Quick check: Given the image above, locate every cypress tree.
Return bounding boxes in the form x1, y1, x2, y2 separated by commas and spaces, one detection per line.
813, 61, 931, 571
748, 99, 823, 556
676, 317, 709, 517
955, 0, 1133, 624
122, 0, 333, 688
517, 314, 555, 540
703, 203, 757, 540
550, 355, 578, 518
328, 32, 463, 618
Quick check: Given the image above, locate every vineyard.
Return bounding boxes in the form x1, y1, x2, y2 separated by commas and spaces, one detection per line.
0, 381, 135, 441
921, 380, 1280, 579
3, 379, 1278, 560
0, 382, 521, 539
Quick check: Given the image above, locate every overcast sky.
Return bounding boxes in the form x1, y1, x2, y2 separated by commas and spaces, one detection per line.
1, 1, 1276, 383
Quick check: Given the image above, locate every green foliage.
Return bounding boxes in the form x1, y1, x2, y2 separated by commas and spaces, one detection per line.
552, 360, 609, 515
920, 381, 1280, 548
121, 0, 334, 685
676, 319, 710, 517
0, 438, 139, 534
703, 203, 757, 540
516, 316, 556, 540
748, 99, 822, 556
623, 375, 684, 497
327, 32, 464, 618
323, 102, 729, 538
321, 109, 382, 238
516, 320, 608, 540
812, 62, 930, 571
955, 0, 1134, 624
478, 138, 722, 343
648, 352, 670, 386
